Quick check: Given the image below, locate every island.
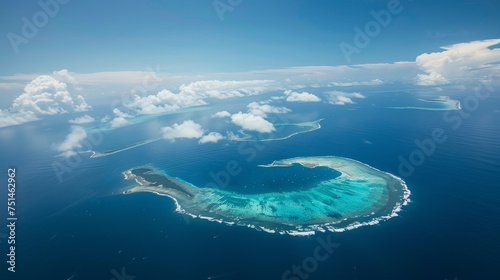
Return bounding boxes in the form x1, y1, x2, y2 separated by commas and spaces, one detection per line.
122, 156, 410, 236
389, 95, 461, 111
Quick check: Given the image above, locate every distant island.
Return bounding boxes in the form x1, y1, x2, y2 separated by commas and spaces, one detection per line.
389, 95, 461, 111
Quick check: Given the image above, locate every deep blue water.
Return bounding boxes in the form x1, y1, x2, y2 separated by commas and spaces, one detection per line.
1, 92, 499, 280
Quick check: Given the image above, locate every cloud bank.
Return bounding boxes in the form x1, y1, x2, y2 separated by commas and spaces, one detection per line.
56, 126, 88, 157
3, 40, 499, 99
284, 90, 321, 102
230, 112, 275, 133
247, 102, 291, 117
0, 75, 90, 128
326, 91, 366, 105
162, 120, 205, 142
416, 39, 500, 85
124, 80, 276, 115
110, 108, 132, 128
199, 132, 224, 144
213, 101, 291, 133
2, 39, 498, 130
161, 120, 224, 143
212, 111, 231, 118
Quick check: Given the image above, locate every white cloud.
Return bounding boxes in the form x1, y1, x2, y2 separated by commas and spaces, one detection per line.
73, 95, 90, 111
110, 117, 129, 128
13, 75, 90, 114
213, 111, 231, 118
179, 80, 275, 99
416, 72, 449, 86
53, 69, 78, 85
0, 75, 91, 128
161, 120, 205, 142
100, 116, 111, 123
230, 112, 275, 133
3, 66, 407, 95
284, 90, 321, 102
69, 115, 95, 124
199, 132, 225, 144
109, 108, 132, 128
1, 39, 497, 126
0, 109, 38, 128
112, 108, 132, 118
109, 87, 293, 131
247, 102, 291, 117
330, 96, 355, 105
326, 91, 365, 105
214, 101, 288, 134
126, 89, 207, 115
124, 80, 277, 116
161, 120, 225, 144
56, 126, 88, 157
416, 39, 500, 85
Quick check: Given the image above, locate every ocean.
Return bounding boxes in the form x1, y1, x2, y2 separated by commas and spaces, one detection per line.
1, 90, 499, 280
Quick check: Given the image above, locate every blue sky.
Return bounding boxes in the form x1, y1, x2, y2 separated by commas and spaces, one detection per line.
1, 0, 499, 74
1, 0, 499, 131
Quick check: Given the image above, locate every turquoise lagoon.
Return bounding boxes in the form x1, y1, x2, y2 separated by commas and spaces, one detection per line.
123, 156, 410, 236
